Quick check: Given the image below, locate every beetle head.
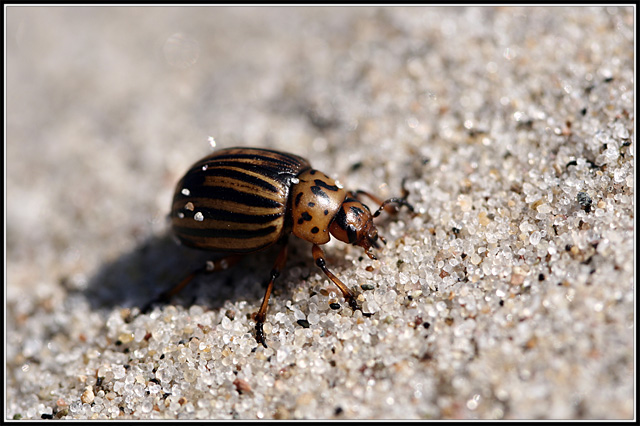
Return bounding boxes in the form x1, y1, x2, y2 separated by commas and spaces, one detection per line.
329, 197, 383, 260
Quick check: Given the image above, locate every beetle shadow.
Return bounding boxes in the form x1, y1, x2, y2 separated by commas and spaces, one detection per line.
83, 232, 312, 315
84, 233, 259, 309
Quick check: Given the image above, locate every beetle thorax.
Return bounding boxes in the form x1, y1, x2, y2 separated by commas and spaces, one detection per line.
290, 169, 347, 244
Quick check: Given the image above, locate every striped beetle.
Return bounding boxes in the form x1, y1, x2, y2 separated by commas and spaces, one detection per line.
167, 147, 413, 347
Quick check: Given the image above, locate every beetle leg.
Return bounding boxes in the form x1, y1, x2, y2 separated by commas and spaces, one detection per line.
140, 254, 243, 313
254, 239, 289, 348
312, 244, 360, 312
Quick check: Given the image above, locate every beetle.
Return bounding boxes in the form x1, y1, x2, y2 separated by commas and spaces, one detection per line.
166, 147, 413, 347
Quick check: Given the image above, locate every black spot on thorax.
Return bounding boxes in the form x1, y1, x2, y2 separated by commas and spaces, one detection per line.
311, 186, 329, 199
314, 179, 340, 192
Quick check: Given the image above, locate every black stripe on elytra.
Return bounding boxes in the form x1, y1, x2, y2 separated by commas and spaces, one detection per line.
201, 167, 280, 193
198, 160, 287, 179
174, 224, 278, 239
186, 208, 282, 224
184, 186, 283, 209
209, 152, 304, 170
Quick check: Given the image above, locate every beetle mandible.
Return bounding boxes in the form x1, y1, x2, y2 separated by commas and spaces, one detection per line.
167, 147, 413, 347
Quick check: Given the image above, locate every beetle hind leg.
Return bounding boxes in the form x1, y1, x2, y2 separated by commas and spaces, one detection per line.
140, 254, 243, 314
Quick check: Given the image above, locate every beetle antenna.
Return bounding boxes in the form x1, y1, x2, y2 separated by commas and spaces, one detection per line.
373, 198, 415, 218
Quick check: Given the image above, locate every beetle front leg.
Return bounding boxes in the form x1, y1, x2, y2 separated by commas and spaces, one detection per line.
311, 244, 360, 312
254, 238, 289, 348
140, 254, 243, 313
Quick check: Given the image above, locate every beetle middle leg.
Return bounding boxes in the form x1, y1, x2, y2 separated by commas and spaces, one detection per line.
140, 254, 243, 313
312, 244, 360, 312
254, 237, 290, 348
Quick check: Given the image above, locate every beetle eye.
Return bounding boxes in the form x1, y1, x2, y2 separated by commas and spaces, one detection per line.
346, 224, 358, 244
